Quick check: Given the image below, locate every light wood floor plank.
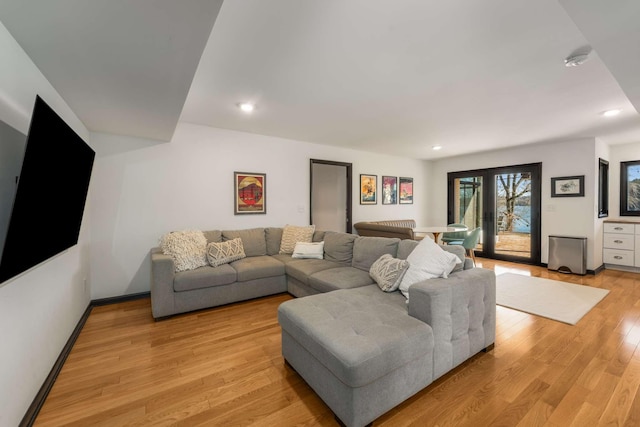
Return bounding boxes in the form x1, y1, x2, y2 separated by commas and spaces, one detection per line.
34, 259, 640, 426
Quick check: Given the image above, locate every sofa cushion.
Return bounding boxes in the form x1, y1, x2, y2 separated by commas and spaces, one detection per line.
231, 256, 285, 282
173, 265, 236, 292
323, 232, 357, 265
352, 237, 400, 272
308, 266, 374, 293
397, 239, 419, 260
277, 285, 434, 388
313, 230, 326, 242
222, 228, 266, 257
202, 230, 222, 244
441, 245, 466, 273
399, 238, 460, 298
206, 238, 246, 267
159, 230, 208, 272
286, 259, 343, 285
369, 254, 410, 292
280, 224, 316, 254
265, 227, 283, 255
270, 253, 298, 265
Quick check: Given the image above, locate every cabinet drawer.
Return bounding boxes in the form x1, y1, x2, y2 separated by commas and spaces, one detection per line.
603, 233, 635, 250
604, 249, 635, 266
604, 223, 635, 234
636, 224, 640, 235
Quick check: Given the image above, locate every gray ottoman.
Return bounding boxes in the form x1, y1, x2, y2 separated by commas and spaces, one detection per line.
278, 285, 435, 427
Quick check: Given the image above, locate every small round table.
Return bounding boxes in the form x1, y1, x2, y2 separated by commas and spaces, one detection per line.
413, 226, 466, 243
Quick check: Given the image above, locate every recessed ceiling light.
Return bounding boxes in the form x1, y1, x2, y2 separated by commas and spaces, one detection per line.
238, 103, 255, 113
432, 145, 442, 151
602, 109, 621, 117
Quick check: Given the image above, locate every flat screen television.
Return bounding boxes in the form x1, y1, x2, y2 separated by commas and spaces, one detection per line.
0, 95, 95, 284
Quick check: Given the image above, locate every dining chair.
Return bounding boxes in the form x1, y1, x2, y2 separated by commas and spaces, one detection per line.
441, 223, 468, 244
449, 227, 481, 266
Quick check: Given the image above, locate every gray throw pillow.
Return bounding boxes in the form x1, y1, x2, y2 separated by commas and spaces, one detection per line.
369, 254, 409, 292
207, 238, 246, 267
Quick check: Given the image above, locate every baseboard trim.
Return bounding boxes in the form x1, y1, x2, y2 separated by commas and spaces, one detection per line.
19, 304, 93, 427
20, 291, 151, 427
92, 291, 150, 306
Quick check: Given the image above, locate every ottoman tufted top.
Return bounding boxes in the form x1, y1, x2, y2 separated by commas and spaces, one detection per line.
278, 285, 434, 388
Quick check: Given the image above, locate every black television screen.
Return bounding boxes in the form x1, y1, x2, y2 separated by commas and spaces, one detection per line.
0, 96, 95, 283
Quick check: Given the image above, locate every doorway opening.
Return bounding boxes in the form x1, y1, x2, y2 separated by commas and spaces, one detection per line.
310, 159, 352, 233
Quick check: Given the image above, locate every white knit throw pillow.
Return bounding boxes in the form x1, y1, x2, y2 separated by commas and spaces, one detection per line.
160, 230, 208, 272
279, 224, 315, 254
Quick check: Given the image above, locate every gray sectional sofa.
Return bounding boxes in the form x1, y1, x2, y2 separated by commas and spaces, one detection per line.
150, 226, 496, 427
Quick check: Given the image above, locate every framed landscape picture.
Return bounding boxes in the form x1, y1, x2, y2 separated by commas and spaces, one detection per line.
551, 175, 584, 198
399, 177, 413, 204
360, 174, 377, 204
234, 172, 266, 214
621, 160, 640, 216
382, 176, 397, 204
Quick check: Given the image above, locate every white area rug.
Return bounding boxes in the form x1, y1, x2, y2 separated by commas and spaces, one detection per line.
496, 272, 609, 325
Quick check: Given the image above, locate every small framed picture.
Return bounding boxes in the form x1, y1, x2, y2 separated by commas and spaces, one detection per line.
360, 174, 377, 205
399, 177, 413, 204
234, 172, 266, 214
382, 176, 398, 205
551, 175, 584, 197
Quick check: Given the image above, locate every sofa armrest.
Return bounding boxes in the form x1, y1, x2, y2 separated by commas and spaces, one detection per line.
407, 268, 496, 379
150, 247, 176, 319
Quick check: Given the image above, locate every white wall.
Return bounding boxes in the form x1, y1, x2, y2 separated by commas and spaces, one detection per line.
89, 122, 428, 298
593, 139, 611, 266
427, 138, 602, 270
0, 22, 92, 426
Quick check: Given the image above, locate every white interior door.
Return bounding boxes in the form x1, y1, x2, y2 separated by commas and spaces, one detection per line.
311, 162, 350, 233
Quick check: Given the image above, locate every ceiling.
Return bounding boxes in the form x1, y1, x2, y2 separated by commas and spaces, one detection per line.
1, 0, 639, 160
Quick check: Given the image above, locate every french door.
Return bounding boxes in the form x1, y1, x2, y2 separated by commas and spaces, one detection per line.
447, 163, 541, 264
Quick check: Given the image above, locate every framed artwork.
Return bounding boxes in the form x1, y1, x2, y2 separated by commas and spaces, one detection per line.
382, 176, 397, 205
234, 172, 266, 214
399, 177, 413, 204
360, 174, 377, 204
551, 175, 584, 197
621, 160, 640, 216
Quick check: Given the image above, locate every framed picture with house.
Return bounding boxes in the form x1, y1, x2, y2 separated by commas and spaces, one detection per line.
234, 172, 266, 214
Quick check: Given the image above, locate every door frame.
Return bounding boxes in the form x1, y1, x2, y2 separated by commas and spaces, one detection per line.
447, 162, 542, 265
310, 159, 353, 233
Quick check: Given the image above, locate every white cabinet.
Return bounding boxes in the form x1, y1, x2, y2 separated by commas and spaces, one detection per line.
603, 221, 640, 270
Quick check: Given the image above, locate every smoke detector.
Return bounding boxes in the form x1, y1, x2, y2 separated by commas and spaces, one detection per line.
564, 52, 590, 67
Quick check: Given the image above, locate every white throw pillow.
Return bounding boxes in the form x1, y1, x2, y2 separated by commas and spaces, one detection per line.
370, 254, 410, 292
279, 224, 315, 254
399, 237, 460, 298
207, 238, 246, 267
291, 241, 324, 259
159, 230, 208, 272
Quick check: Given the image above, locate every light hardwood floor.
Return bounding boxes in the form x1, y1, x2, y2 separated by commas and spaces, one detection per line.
34, 259, 640, 426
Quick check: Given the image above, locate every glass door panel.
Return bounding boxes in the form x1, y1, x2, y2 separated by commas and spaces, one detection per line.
494, 172, 531, 259
452, 176, 483, 252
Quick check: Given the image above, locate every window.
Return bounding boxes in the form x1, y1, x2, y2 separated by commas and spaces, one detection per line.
598, 158, 608, 218
620, 160, 640, 216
